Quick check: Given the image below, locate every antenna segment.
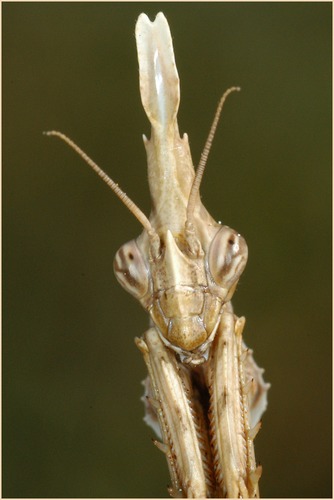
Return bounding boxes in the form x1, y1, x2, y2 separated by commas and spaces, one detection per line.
44, 131, 154, 234
186, 87, 241, 225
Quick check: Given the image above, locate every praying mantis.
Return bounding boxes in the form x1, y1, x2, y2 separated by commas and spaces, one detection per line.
46, 12, 269, 498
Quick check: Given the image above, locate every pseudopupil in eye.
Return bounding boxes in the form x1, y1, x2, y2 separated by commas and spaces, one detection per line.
208, 226, 248, 290
113, 240, 149, 299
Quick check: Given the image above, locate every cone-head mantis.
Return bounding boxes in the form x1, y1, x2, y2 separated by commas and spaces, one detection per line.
46, 12, 269, 498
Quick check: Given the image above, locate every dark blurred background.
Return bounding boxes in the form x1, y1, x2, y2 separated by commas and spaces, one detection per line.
3, 3, 331, 498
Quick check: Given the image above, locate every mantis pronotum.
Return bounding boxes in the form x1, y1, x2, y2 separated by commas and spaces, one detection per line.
46, 12, 269, 498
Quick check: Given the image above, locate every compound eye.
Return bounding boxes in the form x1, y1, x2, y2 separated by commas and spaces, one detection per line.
208, 226, 248, 291
113, 240, 149, 299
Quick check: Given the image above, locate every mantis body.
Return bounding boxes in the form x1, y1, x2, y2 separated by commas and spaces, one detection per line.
47, 12, 269, 498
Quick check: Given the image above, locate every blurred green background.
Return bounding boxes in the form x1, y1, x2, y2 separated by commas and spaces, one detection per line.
3, 2, 331, 498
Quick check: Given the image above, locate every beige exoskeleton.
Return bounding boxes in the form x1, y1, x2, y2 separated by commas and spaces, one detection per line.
46, 12, 269, 498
